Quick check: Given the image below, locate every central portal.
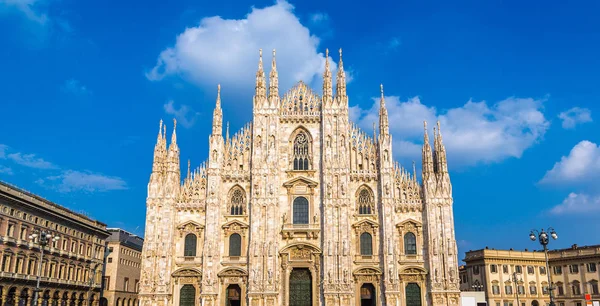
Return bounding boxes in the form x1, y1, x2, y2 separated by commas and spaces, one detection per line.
289, 268, 312, 306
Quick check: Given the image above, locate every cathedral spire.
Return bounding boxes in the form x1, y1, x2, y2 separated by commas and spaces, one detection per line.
254, 49, 267, 108
212, 84, 223, 135
269, 49, 279, 107
379, 84, 389, 137
422, 121, 434, 180
434, 120, 449, 174
323, 48, 333, 107
225, 121, 230, 142
170, 118, 177, 147
335, 48, 347, 107
151, 119, 165, 174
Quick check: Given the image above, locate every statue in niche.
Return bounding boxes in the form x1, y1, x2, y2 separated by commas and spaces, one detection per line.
209, 181, 216, 195
328, 270, 333, 283
313, 214, 318, 224
268, 183, 274, 195
252, 268, 259, 284
282, 213, 288, 224
268, 269, 273, 284
253, 242, 258, 257
342, 241, 348, 256
385, 183, 390, 195
340, 183, 346, 195
327, 182, 332, 197
435, 268, 439, 282
343, 269, 348, 283
433, 239, 438, 255
389, 268, 394, 283
254, 183, 260, 196
328, 241, 332, 256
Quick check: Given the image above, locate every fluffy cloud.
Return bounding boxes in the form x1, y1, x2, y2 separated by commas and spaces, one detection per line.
163, 100, 200, 128
350, 95, 549, 166
0, 0, 48, 25
7, 152, 57, 169
309, 12, 329, 24
146, 0, 342, 96
61, 79, 90, 96
1, 144, 127, 193
539, 140, 600, 186
550, 193, 600, 215
0, 166, 13, 175
41, 170, 128, 193
558, 107, 592, 129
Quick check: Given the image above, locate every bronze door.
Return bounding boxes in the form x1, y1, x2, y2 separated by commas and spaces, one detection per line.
289, 268, 312, 306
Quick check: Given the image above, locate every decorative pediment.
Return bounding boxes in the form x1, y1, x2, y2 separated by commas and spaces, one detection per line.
280, 242, 322, 261
282, 176, 318, 189
396, 219, 422, 234
217, 267, 248, 278
172, 268, 202, 277
177, 220, 204, 237
400, 266, 427, 275
353, 267, 382, 276
221, 220, 249, 232
352, 219, 379, 234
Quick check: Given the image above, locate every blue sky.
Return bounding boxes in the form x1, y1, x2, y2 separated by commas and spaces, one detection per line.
1, 0, 599, 261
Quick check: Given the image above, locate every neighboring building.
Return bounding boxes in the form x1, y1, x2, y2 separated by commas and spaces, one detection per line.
548, 244, 600, 306
461, 245, 600, 306
0, 181, 110, 306
102, 228, 143, 306
139, 49, 461, 306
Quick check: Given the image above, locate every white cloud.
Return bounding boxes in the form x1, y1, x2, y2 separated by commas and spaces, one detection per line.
0, 144, 7, 159
350, 95, 549, 166
164, 100, 200, 128
62, 79, 90, 95
558, 107, 592, 129
388, 37, 401, 50
310, 12, 328, 24
0, 166, 13, 175
0, 0, 48, 25
550, 192, 600, 215
539, 140, 600, 186
7, 152, 57, 169
43, 170, 128, 193
146, 0, 343, 96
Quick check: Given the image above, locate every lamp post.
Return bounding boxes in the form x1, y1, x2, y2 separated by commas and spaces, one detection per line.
530, 227, 558, 306
29, 230, 61, 306
472, 279, 484, 292
512, 271, 523, 306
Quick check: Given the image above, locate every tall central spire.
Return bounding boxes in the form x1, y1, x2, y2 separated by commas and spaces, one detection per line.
379, 84, 389, 136
335, 48, 347, 107
323, 49, 333, 107
212, 84, 223, 135
268, 49, 279, 107
254, 49, 267, 108
422, 121, 434, 180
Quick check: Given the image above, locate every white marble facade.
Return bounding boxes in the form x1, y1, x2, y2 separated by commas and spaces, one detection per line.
139, 49, 461, 306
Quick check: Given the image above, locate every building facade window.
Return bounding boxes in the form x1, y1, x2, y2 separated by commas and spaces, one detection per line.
184, 234, 197, 257
570, 264, 579, 274
357, 188, 374, 215
539, 266, 546, 275
473, 266, 480, 275
179, 285, 195, 306
517, 285, 525, 295
124, 277, 129, 291
572, 281, 581, 295
505, 285, 513, 294
492, 283, 500, 295
490, 264, 498, 273
554, 266, 562, 275
292, 197, 309, 224
529, 284, 537, 294
587, 263, 597, 272
228, 187, 245, 215
229, 234, 241, 257
502, 265, 509, 274
292, 131, 310, 170
590, 281, 599, 295
515, 266, 522, 274
556, 282, 564, 295
360, 232, 373, 256
527, 266, 534, 274
404, 232, 417, 255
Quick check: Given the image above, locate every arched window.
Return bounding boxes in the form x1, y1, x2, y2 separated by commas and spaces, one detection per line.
357, 188, 374, 214
360, 232, 373, 255
404, 232, 417, 255
184, 234, 197, 257
179, 285, 195, 306
292, 131, 310, 170
405, 283, 422, 306
228, 188, 245, 215
229, 234, 241, 257
293, 197, 309, 224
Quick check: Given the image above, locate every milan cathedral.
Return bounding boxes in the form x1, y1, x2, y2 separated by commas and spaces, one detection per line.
139, 49, 461, 306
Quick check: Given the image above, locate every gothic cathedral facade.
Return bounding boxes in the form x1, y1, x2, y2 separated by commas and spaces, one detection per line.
139, 49, 461, 306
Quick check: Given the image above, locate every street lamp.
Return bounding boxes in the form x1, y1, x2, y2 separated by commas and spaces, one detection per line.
512, 272, 523, 306
29, 230, 61, 306
530, 227, 558, 306
472, 279, 484, 291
